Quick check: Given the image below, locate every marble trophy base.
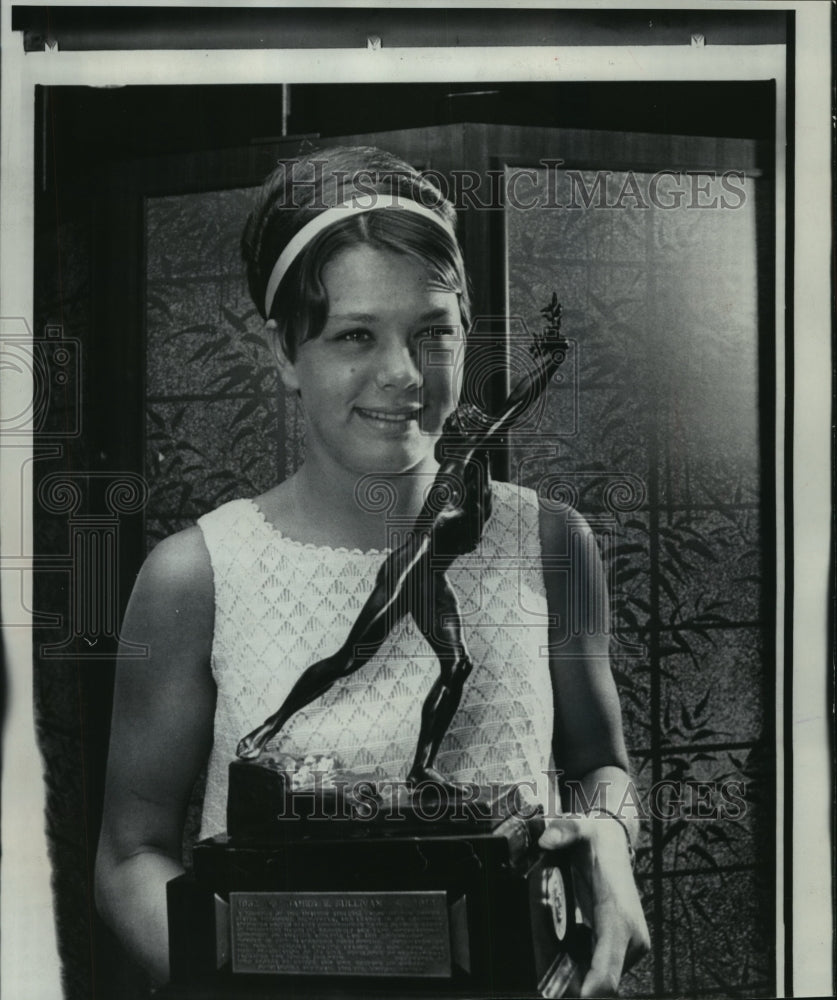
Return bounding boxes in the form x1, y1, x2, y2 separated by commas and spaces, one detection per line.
167, 758, 591, 998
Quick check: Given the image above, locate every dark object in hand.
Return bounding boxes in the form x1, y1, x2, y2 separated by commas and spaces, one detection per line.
169, 784, 592, 996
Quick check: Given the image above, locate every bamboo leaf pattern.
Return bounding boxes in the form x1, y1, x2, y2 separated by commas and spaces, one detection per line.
506, 166, 771, 996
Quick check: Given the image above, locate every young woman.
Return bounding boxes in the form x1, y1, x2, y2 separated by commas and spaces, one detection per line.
95, 146, 649, 996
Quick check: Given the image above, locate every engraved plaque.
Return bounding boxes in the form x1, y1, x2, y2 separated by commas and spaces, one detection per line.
229, 890, 452, 978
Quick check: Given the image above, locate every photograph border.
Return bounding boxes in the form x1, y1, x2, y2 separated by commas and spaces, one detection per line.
0, 3, 831, 998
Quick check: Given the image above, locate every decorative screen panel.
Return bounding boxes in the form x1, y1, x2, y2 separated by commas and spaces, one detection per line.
506, 167, 773, 998
144, 188, 304, 548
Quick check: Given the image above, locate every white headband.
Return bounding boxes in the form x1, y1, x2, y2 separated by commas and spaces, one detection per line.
263, 195, 457, 317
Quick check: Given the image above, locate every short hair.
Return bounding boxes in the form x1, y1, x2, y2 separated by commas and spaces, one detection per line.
241, 146, 471, 360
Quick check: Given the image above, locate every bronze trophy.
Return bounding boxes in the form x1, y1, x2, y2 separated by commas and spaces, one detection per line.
167, 297, 591, 997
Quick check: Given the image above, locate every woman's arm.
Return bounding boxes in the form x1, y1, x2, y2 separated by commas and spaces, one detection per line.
538, 503, 650, 998
95, 527, 216, 984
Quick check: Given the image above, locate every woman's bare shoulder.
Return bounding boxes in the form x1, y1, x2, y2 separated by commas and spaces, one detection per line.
537, 499, 595, 553
142, 525, 213, 587
121, 526, 214, 650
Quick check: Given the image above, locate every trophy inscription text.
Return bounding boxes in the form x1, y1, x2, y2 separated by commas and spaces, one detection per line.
229, 891, 452, 978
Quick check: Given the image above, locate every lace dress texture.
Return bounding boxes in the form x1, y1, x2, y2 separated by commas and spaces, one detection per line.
197, 480, 554, 838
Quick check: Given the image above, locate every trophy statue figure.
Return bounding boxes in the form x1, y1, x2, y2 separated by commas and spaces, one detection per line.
236, 295, 567, 791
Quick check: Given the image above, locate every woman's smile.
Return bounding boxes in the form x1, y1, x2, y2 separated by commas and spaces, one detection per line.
354, 404, 423, 431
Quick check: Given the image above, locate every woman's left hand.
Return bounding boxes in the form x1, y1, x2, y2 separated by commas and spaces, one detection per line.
539, 815, 650, 998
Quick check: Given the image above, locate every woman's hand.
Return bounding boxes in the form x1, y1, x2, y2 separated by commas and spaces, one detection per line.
540, 814, 650, 998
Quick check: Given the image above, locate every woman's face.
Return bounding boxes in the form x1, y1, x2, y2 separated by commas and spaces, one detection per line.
277, 244, 465, 479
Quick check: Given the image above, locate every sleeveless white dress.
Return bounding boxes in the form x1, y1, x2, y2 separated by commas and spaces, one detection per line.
197, 480, 555, 838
